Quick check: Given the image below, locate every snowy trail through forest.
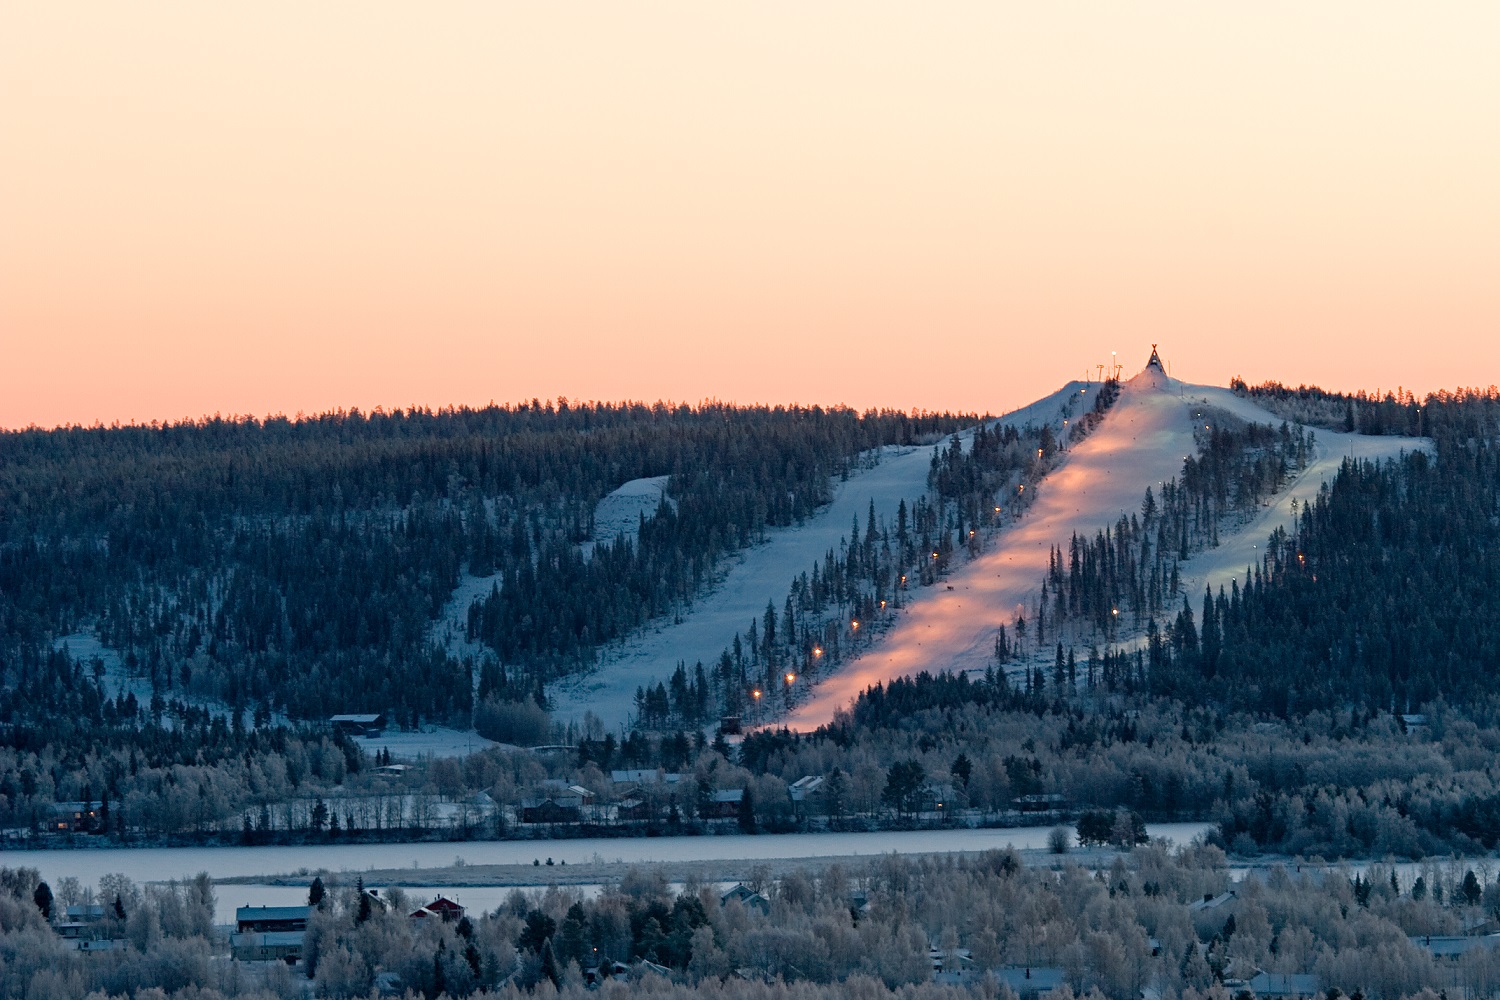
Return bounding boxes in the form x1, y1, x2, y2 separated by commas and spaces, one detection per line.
783, 368, 1430, 730
548, 382, 1093, 731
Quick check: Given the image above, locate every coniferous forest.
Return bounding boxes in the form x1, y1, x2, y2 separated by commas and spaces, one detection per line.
5, 384, 1500, 865
0, 400, 969, 724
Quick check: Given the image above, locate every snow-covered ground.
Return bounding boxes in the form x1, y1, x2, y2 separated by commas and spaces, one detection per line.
53, 632, 236, 730
782, 367, 1431, 730
54, 632, 123, 684
1172, 384, 1430, 594
547, 382, 1099, 732
431, 567, 503, 666
359, 727, 500, 760
54, 631, 497, 759
580, 475, 671, 561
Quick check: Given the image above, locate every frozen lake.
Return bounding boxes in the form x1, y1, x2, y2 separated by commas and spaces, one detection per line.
7, 822, 1213, 893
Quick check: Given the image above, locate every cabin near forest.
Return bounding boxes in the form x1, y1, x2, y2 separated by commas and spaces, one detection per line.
1412, 933, 1500, 959
329, 713, 386, 738
1247, 972, 1321, 998
231, 930, 304, 964
231, 905, 311, 964
409, 895, 465, 923
719, 883, 770, 915
994, 967, 1065, 999
45, 801, 99, 833
788, 775, 824, 802
52, 905, 122, 951
236, 905, 311, 933
519, 795, 583, 824
703, 788, 744, 819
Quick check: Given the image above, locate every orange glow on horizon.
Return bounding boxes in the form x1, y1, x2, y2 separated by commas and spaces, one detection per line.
2, 2, 1497, 431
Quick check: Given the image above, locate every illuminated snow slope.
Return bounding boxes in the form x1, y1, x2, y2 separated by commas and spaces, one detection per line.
782, 368, 1430, 730
548, 381, 1097, 732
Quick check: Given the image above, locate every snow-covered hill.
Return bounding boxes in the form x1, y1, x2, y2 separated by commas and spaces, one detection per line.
547, 381, 1097, 731
781, 366, 1430, 730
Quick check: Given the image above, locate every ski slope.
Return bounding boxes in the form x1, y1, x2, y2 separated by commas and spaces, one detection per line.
580, 475, 671, 562
547, 381, 1096, 732
782, 367, 1431, 730
1173, 383, 1431, 594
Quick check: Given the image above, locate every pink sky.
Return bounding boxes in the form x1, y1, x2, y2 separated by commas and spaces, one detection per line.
3, 2, 1497, 430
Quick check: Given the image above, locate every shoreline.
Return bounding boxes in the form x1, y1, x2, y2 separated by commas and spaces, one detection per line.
213, 844, 1135, 887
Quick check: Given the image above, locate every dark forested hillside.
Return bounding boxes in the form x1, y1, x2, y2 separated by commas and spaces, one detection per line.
1144, 388, 1500, 716
0, 401, 971, 731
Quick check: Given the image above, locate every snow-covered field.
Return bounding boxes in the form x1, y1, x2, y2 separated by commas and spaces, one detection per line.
362, 726, 500, 760
547, 382, 1098, 732
431, 567, 503, 666
53, 632, 245, 731
55, 631, 497, 759
580, 475, 671, 561
782, 368, 1431, 730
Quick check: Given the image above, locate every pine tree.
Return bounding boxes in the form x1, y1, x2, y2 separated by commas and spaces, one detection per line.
33, 881, 52, 921
540, 937, 561, 985
738, 787, 757, 833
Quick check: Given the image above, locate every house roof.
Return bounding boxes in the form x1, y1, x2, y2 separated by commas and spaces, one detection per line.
1189, 890, 1237, 911
609, 769, 683, 784
1248, 972, 1320, 996
236, 905, 312, 922
521, 795, 582, 810
425, 896, 463, 912
721, 883, 765, 901
711, 788, 745, 803
1413, 933, 1500, 958
330, 714, 383, 724
789, 776, 825, 800
995, 967, 1066, 990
